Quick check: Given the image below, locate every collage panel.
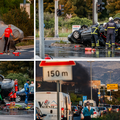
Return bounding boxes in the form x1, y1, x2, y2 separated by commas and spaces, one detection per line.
36, 61, 120, 120
0, 61, 34, 120
36, 0, 120, 59
0, 0, 34, 59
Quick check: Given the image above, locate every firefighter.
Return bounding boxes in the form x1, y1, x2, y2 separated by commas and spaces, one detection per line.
13, 79, 18, 101
24, 80, 30, 105
91, 22, 100, 49
105, 17, 118, 51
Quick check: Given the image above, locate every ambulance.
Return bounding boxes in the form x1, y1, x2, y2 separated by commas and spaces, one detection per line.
36, 92, 73, 120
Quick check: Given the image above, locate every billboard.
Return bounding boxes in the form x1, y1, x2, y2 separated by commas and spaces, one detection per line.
107, 84, 118, 91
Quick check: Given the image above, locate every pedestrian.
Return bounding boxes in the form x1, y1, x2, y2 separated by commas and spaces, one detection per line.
13, 79, 18, 101
0, 24, 15, 53
83, 101, 93, 120
91, 22, 100, 49
24, 80, 30, 105
105, 17, 118, 51
30, 81, 34, 86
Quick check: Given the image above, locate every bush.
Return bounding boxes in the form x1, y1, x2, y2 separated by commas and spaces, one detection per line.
113, 13, 120, 18
6, 73, 33, 88
101, 112, 120, 120
2, 8, 34, 36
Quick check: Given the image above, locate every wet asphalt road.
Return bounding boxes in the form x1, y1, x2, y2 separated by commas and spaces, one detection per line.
0, 48, 34, 59
36, 39, 120, 59
0, 114, 34, 120
0, 102, 34, 120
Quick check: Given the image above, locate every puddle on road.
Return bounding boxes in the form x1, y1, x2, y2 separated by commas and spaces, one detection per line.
36, 46, 120, 58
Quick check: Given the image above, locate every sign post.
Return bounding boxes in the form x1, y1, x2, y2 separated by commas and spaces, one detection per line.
40, 61, 76, 120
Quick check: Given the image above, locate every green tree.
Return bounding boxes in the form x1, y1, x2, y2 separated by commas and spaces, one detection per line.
6, 73, 33, 88
0, 61, 34, 78
73, 0, 86, 18
59, 0, 77, 17
106, 0, 120, 17
70, 93, 77, 102
2, 8, 34, 36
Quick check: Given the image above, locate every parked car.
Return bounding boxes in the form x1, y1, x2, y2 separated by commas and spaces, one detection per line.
16, 85, 34, 102
71, 106, 80, 116
98, 107, 107, 116
112, 105, 120, 112
103, 104, 112, 112
81, 107, 100, 119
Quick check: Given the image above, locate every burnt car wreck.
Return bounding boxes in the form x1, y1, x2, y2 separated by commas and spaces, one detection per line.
68, 18, 120, 48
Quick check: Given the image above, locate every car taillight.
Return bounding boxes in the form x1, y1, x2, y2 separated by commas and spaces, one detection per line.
94, 112, 97, 114
117, 109, 119, 112
75, 109, 77, 111
61, 108, 64, 118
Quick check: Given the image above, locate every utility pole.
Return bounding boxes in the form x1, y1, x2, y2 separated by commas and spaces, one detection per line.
23, 0, 26, 9
93, 0, 98, 24
107, 71, 113, 101
87, 61, 94, 100
39, 0, 45, 59
55, 0, 59, 37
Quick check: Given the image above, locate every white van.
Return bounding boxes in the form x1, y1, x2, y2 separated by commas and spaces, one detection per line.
83, 99, 96, 107
36, 92, 72, 120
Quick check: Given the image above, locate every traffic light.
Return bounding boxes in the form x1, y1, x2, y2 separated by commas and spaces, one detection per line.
57, 9, 61, 16
97, 0, 105, 13
57, 5, 64, 17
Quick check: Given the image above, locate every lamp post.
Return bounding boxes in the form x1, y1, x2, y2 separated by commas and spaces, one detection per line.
87, 61, 94, 100
107, 71, 113, 101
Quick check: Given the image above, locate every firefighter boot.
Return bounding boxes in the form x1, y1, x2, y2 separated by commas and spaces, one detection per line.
112, 46, 115, 52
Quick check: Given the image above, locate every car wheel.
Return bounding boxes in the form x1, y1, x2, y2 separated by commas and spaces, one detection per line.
73, 30, 80, 39
16, 96, 21, 102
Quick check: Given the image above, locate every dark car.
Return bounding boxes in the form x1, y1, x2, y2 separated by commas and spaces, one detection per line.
98, 107, 107, 116
112, 105, 120, 112
16, 85, 34, 102
68, 18, 120, 47
71, 106, 80, 116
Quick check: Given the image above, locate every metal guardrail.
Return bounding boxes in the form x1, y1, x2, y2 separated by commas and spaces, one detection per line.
22, 36, 34, 40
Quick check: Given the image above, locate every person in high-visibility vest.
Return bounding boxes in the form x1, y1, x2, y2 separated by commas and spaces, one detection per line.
0, 25, 15, 53
13, 79, 18, 101
24, 80, 30, 105
105, 17, 118, 51
91, 22, 100, 49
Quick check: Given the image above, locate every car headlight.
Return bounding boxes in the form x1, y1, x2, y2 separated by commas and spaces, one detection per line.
73, 31, 80, 39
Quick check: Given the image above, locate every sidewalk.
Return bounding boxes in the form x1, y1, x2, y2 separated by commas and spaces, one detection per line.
36, 37, 67, 40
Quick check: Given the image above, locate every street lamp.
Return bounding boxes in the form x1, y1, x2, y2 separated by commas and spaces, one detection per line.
107, 71, 113, 101
87, 61, 94, 100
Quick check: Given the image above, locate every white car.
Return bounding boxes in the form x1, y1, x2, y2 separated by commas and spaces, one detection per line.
81, 107, 100, 119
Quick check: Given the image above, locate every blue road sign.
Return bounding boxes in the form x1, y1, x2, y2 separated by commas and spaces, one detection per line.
83, 96, 87, 103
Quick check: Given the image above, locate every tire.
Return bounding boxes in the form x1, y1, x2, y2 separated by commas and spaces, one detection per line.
16, 96, 21, 102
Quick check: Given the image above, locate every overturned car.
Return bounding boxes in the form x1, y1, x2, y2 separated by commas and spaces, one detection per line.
0, 21, 24, 52
0, 75, 14, 105
68, 18, 120, 47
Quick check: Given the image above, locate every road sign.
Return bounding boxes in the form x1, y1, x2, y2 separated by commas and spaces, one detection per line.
40, 61, 76, 81
107, 84, 118, 91
72, 25, 81, 32
83, 96, 87, 103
